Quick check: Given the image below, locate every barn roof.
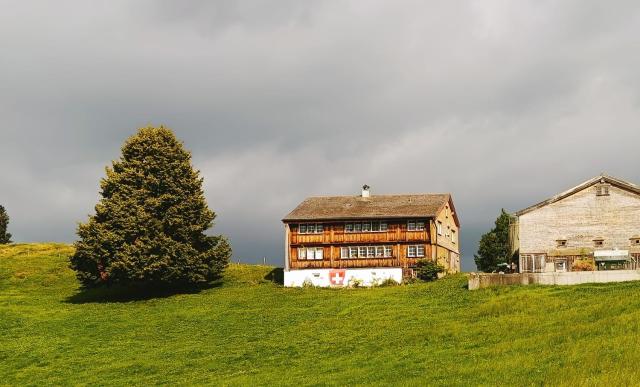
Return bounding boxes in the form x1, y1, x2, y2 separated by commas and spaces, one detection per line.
283, 193, 458, 225
515, 174, 640, 217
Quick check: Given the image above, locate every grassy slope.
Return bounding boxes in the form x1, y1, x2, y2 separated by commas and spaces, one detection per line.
2, 244, 640, 386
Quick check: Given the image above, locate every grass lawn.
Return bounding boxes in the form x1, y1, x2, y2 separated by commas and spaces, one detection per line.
2, 244, 640, 386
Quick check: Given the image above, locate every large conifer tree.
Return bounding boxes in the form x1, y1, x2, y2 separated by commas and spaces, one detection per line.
474, 209, 513, 272
0, 205, 11, 244
70, 127, 231, 288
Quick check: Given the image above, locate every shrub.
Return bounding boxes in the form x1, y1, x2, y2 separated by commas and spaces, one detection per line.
377, 277, 400, 287
572, 259, 595, 271
0, 205, 11, 244
415, 259, 445, 281
70, 126, 231, 289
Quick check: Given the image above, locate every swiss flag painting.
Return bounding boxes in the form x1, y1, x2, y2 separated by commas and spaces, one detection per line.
329, 269, 346, 286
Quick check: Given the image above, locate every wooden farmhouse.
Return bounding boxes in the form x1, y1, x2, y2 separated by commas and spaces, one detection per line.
282, 185, 460, 287
512, 175, 640, 273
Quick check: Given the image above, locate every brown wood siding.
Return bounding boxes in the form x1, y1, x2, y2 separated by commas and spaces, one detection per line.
287, 224, 431, 270
289, 221, 429, 245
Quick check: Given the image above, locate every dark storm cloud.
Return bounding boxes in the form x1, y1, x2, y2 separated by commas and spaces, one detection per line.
2, 1, 640, 270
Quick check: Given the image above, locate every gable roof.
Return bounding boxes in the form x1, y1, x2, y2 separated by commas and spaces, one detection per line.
515, 174, 640, 217
283, 193, 459, 226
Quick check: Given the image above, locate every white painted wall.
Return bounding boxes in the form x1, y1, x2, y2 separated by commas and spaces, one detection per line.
284, 268, 403, 287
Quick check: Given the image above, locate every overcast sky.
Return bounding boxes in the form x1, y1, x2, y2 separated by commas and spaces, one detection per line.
2, 1, 640, 271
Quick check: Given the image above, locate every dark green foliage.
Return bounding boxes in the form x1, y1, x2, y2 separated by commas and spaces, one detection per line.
0, 205, 11, 244
415, 258, 444, 281
474, 209, 513, 272
70, 127, 231, 288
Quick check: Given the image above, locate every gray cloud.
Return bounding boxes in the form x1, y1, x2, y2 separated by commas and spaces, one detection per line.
2, 0, 640, 270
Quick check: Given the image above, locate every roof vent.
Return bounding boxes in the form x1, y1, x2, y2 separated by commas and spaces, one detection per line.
361, 184, 370, 198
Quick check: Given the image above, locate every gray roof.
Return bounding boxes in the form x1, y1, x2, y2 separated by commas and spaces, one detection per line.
283, 194, 457, 224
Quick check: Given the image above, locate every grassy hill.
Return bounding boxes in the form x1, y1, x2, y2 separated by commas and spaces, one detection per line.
2, 244, 640, 385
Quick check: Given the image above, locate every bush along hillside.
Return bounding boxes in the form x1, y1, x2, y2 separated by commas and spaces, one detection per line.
70, 126, 231, 288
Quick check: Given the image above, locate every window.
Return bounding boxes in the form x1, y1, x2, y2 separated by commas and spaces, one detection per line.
345, 223, 353, 232
354, 223, 362, 232
556, 239, 567, 248
407, 221, 416, 231
407, 245, 425, 258
298, 223, 323, 234
358, 246, 367, 257
349, 246, 358, 258
408, 245, 417, 258
367, 246, 375, 258
416, 221, 425, 231
362, 222, 371, 232
371, 221, 380, 232
451, 230, 456, 244
555, 260, 567, 272
315, 247, 323, 260
298, 247, 306, 260
596, 184, 610, 196
632, 238, 640, 246
384, 246, 392, 257
375, 246, 384, 257
437, 221, 443, 235
380, 222, 388, 231
341, 247, 349, 259
594, 239, 604, 247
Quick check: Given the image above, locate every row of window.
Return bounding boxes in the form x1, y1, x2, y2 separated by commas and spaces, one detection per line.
298, 223, 324, 234
556, 238, 640, 248
298, 245, 427, 260
345, 221, 388, 233
298, 247, 324, 260
340, 246, 393, 259
298, 220, 429, 234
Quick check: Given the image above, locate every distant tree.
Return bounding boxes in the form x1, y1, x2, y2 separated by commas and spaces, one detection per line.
474, 209, 513, 272
70, 126, 231, 288
0, 205, 11, 244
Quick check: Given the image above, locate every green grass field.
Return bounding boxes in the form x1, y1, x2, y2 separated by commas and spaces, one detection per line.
2, 244, 640, 386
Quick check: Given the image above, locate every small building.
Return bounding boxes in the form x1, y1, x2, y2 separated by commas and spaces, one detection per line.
512, 175, 640, 273
282, 185, 460, 287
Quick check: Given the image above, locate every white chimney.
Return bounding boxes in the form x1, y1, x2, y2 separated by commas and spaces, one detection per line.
361, 184, 370, 198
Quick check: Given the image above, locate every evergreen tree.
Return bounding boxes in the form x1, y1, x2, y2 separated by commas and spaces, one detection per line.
474, 209, 513, 272
0, 205, 11, 244
70, 127, 231, 288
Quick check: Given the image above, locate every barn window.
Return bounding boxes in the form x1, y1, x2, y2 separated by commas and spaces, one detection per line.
596, 184, 610, 196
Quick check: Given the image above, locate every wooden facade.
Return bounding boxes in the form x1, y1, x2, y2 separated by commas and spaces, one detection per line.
513, 175, 640, 273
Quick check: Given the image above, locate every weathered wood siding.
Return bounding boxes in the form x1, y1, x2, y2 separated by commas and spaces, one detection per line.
286, 220, 431, 270
519, 184, 640, 255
